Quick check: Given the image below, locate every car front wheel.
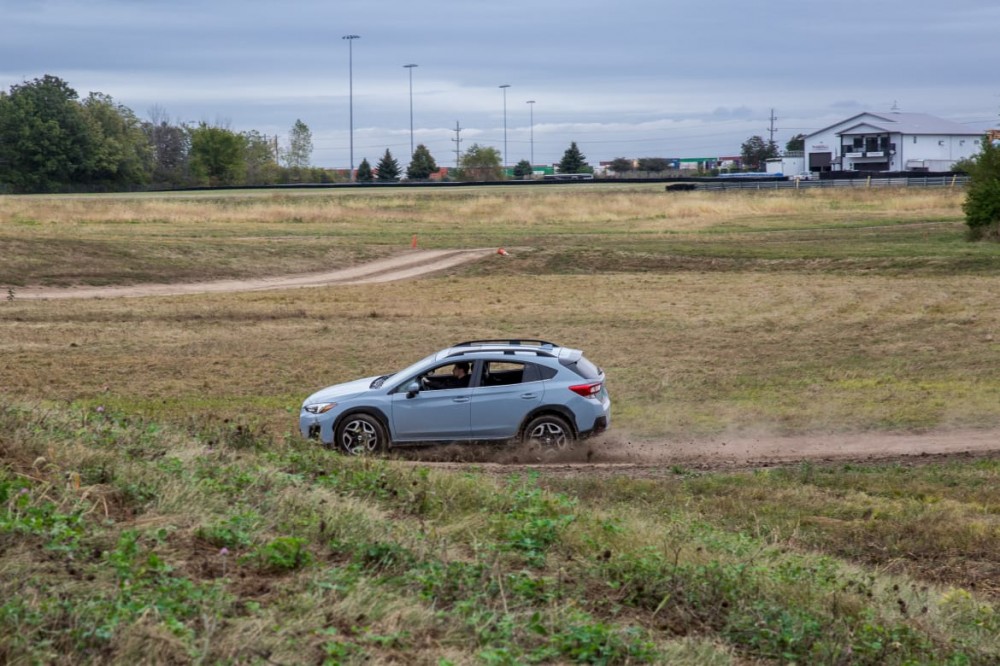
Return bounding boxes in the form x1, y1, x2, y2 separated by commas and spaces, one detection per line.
522, 414, 574, 451
336, 414, 388, 455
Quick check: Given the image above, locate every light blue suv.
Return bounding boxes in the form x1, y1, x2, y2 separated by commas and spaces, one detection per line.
300, 339, 610, 454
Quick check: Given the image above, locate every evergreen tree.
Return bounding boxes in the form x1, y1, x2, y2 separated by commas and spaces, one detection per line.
356, 158, 373, 182
376, 148, 401, 181
512, 159, 533, 179
962, 133, 1000, 241
406, 144, 438, 180
557, 142, 591, 174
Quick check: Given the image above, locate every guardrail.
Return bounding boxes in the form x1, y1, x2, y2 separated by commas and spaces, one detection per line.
694, 175, 969, 192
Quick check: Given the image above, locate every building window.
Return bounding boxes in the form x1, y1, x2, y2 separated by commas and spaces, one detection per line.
913, 136, 917, 144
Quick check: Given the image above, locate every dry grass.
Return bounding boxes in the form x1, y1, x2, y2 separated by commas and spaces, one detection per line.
1, 184, 999, 438
1, 185, 973, 286
2, 270, 999, 439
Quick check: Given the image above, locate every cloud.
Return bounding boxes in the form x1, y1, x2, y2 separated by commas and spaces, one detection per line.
2, 0, 997, 166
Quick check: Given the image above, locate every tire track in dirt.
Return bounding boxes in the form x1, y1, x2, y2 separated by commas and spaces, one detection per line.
392, 427, 1000, 477
15, 249, 495, 300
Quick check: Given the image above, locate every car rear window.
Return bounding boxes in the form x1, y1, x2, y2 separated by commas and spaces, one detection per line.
563, 356, 602, 380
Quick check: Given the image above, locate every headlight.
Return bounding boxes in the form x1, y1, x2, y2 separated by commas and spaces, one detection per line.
303, 402, 337, 414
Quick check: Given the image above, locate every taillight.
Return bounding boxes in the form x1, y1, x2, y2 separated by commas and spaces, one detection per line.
569, 382, 602, 398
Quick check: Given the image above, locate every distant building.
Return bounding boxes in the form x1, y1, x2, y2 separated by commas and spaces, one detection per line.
804, 111, 984, 173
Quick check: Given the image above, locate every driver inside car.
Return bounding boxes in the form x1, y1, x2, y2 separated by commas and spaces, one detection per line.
422, 362, 471, 390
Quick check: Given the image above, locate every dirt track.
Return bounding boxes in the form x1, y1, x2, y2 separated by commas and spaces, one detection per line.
395, 428, 1000, 476
16, 248, 495, 300
17, 249, 1000, 469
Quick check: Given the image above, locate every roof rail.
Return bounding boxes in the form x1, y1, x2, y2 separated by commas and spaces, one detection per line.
453, 339, 558, 348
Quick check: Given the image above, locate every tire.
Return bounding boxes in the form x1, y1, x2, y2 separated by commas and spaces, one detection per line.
336, 413, 389, 456
522, 414, 574, 451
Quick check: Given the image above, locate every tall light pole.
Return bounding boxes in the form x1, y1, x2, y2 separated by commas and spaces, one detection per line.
403, 64, 418, 158
499, 84, 511, 169
342, 34, 360, 180
526, 100, 536, 168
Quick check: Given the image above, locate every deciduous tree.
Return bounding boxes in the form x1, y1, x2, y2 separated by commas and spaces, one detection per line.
283, 119, 312, 169
785, 133, 806, 153
0, 75, 92, 192
80, 92, 152, 188
243, 130, 279, 185
456, 144, 502, 181
143, 108, 190, 188
609, 157, 634, 174
637, 157, 670, 173
740, 135, 779, 170
189, 123, 247, 186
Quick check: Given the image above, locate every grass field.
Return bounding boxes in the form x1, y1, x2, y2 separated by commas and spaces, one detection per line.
2, 184, 999, 664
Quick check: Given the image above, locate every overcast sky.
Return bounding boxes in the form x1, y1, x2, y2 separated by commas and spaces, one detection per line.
3, 0, 998, 168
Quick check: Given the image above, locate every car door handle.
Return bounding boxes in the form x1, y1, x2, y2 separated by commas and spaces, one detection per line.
520, 393, 538, 399
452, 397, 470, 403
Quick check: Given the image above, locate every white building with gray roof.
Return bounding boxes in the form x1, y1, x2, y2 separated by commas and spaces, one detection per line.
804, 111, 985, 173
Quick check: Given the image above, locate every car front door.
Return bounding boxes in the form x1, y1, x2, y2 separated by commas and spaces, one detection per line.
389, 362, 473, 441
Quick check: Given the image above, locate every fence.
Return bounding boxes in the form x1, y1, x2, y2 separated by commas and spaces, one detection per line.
695, 175, 969, 192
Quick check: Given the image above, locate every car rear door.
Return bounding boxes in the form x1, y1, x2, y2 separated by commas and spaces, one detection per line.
470, 360, 544, 439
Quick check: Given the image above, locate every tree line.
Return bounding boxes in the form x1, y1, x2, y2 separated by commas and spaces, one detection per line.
0, 76, 336, 193
0, 75, 596, 193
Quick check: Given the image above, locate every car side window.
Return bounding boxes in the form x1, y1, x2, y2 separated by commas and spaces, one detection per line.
420, 362, 472, 391
480, 361, 541, 386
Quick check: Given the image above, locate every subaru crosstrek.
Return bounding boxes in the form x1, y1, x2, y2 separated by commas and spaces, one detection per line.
300, 339, 610, 454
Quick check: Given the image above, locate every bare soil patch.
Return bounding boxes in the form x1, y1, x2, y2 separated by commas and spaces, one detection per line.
15, 249, 494, 300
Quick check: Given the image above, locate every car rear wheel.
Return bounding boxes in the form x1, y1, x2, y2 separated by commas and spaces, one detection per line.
337, 414, 388, 455
522, 414, 574, 451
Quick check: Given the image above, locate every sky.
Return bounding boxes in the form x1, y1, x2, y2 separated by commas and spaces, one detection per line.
2, 0, 998, 169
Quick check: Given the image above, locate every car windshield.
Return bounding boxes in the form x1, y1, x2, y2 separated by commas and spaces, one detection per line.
382, 351, 441, 390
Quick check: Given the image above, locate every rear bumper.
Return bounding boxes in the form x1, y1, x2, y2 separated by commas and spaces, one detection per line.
579, 415, 608, 438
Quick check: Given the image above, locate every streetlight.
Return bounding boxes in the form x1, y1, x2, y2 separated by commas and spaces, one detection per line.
526, 100, 536, 168
403, 64, 418, 158
342, 34, 360, 181
499, 84, 511, 169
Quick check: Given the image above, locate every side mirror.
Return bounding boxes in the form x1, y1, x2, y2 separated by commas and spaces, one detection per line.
406, 381, 421, 398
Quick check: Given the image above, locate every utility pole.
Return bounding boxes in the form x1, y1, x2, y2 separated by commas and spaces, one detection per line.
451, 121, 463, 169
343, 34, 360, 181
767, 108, 778, 145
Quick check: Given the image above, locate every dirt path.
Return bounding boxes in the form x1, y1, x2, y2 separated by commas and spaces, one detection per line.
394, 427, 1000, 476
16, 248, 495, 300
